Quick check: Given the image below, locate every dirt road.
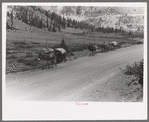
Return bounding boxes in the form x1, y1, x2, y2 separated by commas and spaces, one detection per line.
5, 45, 143, 101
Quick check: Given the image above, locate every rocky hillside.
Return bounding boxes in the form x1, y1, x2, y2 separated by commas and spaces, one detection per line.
7, 6, 144, 33
43, 6, 144, 32
6, 6, 95, 33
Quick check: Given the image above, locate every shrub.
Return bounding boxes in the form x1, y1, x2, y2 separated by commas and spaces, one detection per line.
135, 41, 143, 44
71, 47, 84, 52
65, 48, 72, 53
74, 56, 78, 59
122, 60, 143, 87
22, 59, 37, 66
17, 58, 24, 63
10, 55, 17, 59
26, 45, 32, 48
13, 42, 27, 45
81, 45, 88, 50
6, 50, 17, 54
33, 57, 38, 61
26, 52, 34, 57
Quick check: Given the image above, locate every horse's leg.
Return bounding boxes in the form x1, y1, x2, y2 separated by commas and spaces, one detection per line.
54, 57, 57, 66
51, 60, 53, 68
47, 61, 51, 68
49, 61, 53, 68
42, 60, 44, 70
64, 54, 66, 62
52, 59, 55, 68
54, 58, 57, 66
89, 51, 91, 56
62, 55, 64, 62
55, 62, 57, 66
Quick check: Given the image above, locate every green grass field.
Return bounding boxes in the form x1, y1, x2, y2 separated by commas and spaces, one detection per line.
6, 26, 143, 74
7, 26, 141, 46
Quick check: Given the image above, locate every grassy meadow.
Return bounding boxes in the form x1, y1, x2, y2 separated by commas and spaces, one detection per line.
6, 26, 143, 74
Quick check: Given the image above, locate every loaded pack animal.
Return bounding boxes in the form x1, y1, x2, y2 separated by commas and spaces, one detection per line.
99, 41, 118, 52
55, 48, 67, 63
65, 48, 75, 60
88, 43, 98, 56
38, 48, 68, 69
106, 42, 115, 51
38, 48, 57, 69
99, 44, 108, 52
108, 41, 118, 50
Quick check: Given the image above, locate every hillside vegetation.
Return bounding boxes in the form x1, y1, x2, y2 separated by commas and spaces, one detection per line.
7, 6, 95, 33
6, 5, 144, 74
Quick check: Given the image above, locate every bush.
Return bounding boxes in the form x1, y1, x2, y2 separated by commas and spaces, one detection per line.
71, 47, 84, 52
65, 48, 72, 53
6, 50, 17, 54
81, 45, 88, 50
10, 55, 17, 59
26, 52, 34, 57
33, 57, 38, 61
74, 56, 78, 59
24, 60, 38, 66
122, 60, 143, 87
13, 42, 27, 45
26, 45, 33, 48
17, 58, 24, 63
135, 41, 143, 44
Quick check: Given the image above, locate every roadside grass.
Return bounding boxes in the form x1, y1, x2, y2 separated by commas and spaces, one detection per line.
92, 72, 143, 102
122, 60, 143, 87
118, 60, 144, 101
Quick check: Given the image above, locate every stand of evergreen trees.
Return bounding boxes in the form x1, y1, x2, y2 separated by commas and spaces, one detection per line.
6, 6, 133, 35
6, 6, 96, 33
95, 26, 132, 35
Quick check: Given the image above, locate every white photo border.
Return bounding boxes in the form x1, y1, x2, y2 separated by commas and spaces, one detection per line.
2, 2, 147, 120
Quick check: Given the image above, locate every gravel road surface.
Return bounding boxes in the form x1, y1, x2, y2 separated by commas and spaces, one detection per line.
5, 45, 143, 101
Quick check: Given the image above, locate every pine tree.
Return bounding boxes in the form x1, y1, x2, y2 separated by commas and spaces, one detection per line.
115, 28, 118, 33
111, 27, 114, 33
59, 25, 61, 32
47, 16, 48, 29
11, 11, 13, 28
48, 25, 51, 31
52, 20, 56, 32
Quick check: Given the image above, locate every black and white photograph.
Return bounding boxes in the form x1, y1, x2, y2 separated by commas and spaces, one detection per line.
2, 2, 147, 120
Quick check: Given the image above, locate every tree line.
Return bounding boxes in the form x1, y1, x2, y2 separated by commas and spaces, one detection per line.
6, 6, 95, 32
6, 6, 133, 35
95, 26, 133, 35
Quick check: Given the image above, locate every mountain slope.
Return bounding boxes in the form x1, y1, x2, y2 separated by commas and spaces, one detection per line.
42, 6, 144, 32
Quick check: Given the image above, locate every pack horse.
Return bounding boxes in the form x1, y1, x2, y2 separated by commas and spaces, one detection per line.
38, 48, 67, 69
55, 48, 67, 63
38, 48, 57, 69
88, 43, 98, 56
